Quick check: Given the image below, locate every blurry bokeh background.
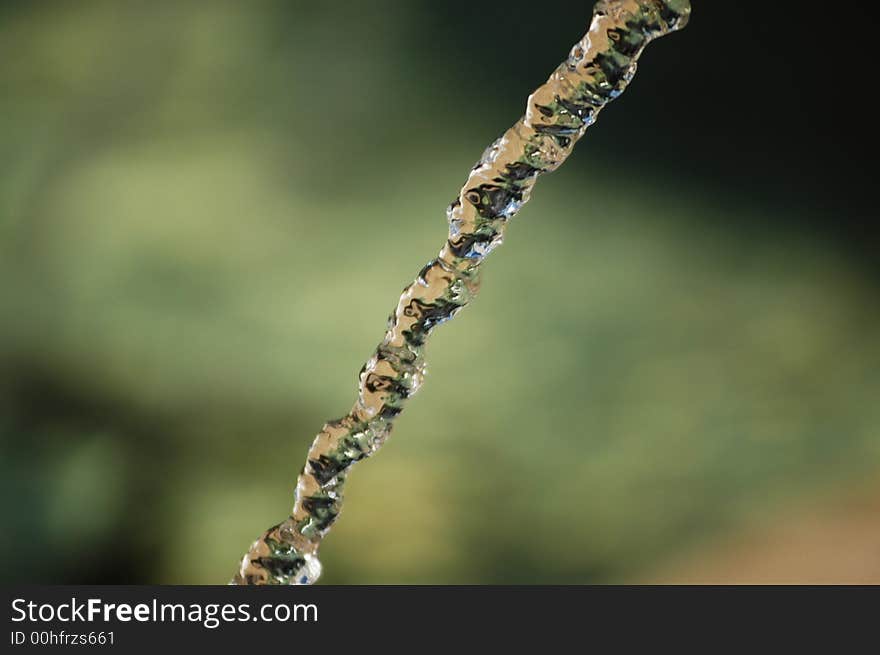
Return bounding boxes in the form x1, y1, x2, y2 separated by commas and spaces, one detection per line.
2, 1, 878, 584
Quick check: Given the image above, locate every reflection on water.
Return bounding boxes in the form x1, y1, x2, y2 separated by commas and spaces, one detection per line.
233, 0, 691, 585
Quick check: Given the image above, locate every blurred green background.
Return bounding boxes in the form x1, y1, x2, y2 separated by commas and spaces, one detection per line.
2, 1, 878, 584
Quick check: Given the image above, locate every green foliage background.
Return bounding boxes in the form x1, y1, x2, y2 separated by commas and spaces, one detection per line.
2, 1, 878, 583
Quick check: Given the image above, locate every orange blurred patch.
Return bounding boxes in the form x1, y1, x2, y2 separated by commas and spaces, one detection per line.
648, 482, 880, 584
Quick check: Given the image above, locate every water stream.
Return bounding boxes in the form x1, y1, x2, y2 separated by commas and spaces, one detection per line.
232, 0, 691, 585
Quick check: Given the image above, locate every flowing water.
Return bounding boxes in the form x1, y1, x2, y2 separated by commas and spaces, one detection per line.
232, 0, 691, 585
